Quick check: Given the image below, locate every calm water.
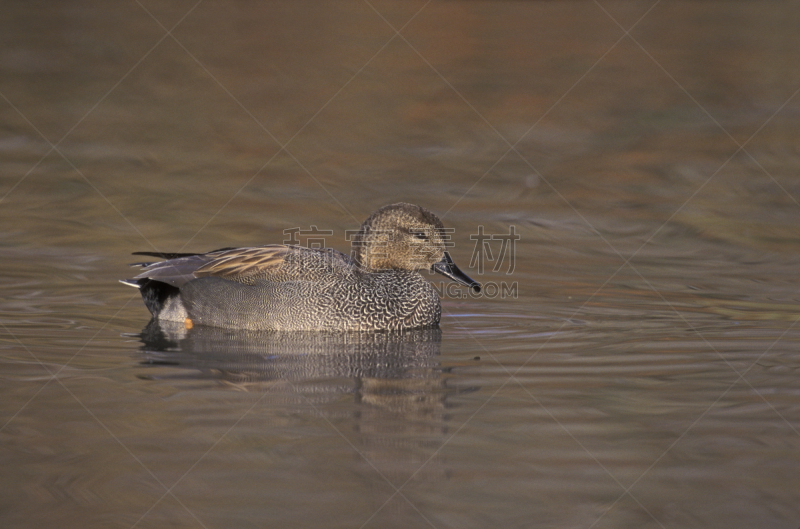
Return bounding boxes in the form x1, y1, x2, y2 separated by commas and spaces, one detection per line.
2, 1, 800, 528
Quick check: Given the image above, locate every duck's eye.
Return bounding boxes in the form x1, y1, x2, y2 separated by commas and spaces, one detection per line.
410, 230, 429, 241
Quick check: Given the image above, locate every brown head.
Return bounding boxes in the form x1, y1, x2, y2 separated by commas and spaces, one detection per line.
353, 203, 481, 293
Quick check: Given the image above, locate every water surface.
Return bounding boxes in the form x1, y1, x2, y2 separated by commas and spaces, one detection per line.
2, 1, 800, 528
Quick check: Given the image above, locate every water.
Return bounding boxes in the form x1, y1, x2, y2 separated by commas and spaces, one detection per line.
2, 1, 800, 528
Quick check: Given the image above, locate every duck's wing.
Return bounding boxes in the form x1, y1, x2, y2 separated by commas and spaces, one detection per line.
132, 245, 290, 287
194, 245, 291, 280
195, 245, 356, 282
132, 245, 355, 286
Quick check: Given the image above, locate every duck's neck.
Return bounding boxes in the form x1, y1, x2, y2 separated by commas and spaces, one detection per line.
352, 226, 392, 271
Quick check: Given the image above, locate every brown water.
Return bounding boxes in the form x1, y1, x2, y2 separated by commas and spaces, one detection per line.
2, 1, 800, 528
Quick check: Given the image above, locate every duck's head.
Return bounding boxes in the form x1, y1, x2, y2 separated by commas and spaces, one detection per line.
352, 203, 481, 294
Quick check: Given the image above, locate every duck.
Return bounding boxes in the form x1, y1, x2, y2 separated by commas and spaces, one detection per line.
122, 203, 481, 331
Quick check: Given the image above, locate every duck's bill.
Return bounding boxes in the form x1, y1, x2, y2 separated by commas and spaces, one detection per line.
433, 252, 481, 294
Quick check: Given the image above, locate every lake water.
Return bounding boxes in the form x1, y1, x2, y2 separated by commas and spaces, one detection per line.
2, 1, 800, 528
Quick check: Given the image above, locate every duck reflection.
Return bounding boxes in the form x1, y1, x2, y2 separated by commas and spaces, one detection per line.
135, 320, 462, 483
134, 320, 461, 411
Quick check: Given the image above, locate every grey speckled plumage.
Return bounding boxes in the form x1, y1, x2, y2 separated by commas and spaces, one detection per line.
122, 203, 481, 331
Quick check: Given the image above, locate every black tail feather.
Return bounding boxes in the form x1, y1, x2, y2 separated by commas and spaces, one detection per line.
132, 248, 236, 261
130, 278, 181, 317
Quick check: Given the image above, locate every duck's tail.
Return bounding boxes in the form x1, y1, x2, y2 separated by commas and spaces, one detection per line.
120, 277, 182, 318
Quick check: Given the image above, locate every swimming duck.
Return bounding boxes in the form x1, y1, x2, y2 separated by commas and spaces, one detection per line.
122, 203, 481, 331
